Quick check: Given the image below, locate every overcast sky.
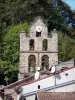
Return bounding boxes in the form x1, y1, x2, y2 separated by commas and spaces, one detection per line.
62, 0, 75, 10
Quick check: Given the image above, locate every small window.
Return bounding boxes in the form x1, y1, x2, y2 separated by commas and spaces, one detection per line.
65, 73, 68, 76
36, 31, 41, 37
38, 85, 40, 89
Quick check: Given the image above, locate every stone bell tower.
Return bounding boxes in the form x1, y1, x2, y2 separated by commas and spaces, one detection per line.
19, 17, 58, 80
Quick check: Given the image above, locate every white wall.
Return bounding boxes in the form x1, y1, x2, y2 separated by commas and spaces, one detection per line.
22, 67, 75, 95
56, 67, 75, 85
54, 83, 75, 92
18, 83, 75, 100
47, 83, 75, 92
17, 67, 75, 100
26, 95, 35, 100
22, 75, 55, 94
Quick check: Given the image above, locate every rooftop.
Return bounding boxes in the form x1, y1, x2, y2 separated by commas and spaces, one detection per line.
0, 66, 75, 91
37, 92, 75, 100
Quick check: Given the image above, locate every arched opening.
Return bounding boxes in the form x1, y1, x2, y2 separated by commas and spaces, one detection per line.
29, 39, 34, 51
28, 55, 36, 72
41, 55, 49, 70
42, 39, 48, 51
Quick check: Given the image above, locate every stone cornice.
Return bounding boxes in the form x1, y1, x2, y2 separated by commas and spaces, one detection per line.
20, 51, 58, 53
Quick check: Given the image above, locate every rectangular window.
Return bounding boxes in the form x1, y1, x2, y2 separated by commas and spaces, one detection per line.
36, 32, 41, 37
38, 85, 40, 89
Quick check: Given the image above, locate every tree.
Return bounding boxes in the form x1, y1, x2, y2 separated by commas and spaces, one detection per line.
58, 32, 75, 61
57, 0, 75, 37
0, 22, 29, 84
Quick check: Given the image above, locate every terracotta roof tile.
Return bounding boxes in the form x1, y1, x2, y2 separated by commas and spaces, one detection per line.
38, 92, 75, 100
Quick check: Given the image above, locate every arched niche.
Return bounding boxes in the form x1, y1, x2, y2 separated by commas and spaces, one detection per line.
29, 39, 35, 51
28, 55, 36, 72
41, 55, 49, 70
42, 39, 48, 51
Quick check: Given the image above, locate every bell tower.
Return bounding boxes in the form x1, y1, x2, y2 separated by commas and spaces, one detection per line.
19, 17, 58, 80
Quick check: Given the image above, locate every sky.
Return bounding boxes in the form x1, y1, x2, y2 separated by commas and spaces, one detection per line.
62, 0, 75, 10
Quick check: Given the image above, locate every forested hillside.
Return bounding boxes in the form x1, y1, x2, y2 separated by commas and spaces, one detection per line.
0, 0, 75, 85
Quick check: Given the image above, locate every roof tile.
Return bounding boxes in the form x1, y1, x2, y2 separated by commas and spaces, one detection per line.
38, 92, 75, 100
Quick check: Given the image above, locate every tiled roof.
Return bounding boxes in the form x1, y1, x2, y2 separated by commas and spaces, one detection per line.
38, 92, 75, 100
40, 70, 51, 75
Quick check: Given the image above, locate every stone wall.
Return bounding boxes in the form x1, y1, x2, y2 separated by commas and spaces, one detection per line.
19, 17, 58, 80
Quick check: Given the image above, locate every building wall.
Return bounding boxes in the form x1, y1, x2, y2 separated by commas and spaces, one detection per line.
51, 83, 75, 92
19, 83, 75, 100
17, 67, 75, 100
26, 95, 35, 100
19, 17, 58, 80
21, 67, 75, 95
30, 18, 48, 38
0, 93, 3, 100
4, 88, 17, 100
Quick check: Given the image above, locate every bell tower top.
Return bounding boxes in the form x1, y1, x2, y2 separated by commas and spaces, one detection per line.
30, 17, 48, 38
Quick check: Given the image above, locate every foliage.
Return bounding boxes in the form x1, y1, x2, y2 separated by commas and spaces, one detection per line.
58, 32, 75, 61
0, 22, 29, 84
57, 0, 75, 37
0, 59, 18, 84
3, 22, 29, 62
0, 0, 75, 36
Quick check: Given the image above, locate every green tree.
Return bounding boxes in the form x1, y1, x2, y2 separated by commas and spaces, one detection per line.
58, 32, 75, 61
0, 22, 29, 84
0, 59, 18, 84
57, 0, 75, 37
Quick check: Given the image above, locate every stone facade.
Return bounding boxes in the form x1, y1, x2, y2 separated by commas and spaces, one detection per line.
19, 17, 58, 80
